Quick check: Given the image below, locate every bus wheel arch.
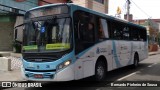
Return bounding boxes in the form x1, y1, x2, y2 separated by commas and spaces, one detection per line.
94, 55, 108, 81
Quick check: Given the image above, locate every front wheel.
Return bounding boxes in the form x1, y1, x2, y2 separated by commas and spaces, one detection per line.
94, 61, 107, 81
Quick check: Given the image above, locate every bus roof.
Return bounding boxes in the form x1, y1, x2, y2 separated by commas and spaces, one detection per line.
28, 3, 146, 29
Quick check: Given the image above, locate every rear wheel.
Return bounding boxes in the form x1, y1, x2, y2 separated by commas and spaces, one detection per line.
132, 54, 139, 68
94, 60, 107, 81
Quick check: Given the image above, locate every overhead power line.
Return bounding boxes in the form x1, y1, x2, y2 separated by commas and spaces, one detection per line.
130, 0, 151, 18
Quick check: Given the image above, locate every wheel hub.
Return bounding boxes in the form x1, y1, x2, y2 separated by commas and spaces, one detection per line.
97, 66, 104, 79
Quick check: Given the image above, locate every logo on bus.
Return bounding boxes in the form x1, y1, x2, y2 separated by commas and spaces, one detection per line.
96, 47, 107, 54
96, 47, 100, 54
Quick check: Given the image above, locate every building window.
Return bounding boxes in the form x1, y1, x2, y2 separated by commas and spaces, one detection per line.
94, 0, 104, 4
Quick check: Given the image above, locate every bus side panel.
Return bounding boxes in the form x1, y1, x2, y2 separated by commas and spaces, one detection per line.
74, 47, 96, 80
74, 40, 114, 80
139, 41, 148, 61
112, 40, 123, 70
74, 57, 95, 80
94, 40, 113, 71
118, 40, 132, 67
55, 64, 74, 81
105, 40, 114, 71
74, 59, 83, 80
132, 41, 141, 60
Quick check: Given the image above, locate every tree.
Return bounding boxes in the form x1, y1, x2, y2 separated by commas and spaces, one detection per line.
158, 32, 160, 46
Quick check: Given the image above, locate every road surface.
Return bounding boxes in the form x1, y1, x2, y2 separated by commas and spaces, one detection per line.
4, 54, 160, 90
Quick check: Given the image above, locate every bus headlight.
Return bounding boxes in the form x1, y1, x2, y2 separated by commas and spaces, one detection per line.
57, 60, 71, 70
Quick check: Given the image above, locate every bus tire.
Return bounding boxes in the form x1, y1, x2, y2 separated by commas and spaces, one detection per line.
132, 53, 139, 68
94, 60, 106, 81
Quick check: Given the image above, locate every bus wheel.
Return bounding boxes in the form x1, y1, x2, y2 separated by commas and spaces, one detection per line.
133, 54, 139, 68
94, 60, 106, 81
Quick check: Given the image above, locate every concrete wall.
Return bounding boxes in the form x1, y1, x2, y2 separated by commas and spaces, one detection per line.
0, 0, 39, 51
0, 57, 11, 71
0, 15, 15, 51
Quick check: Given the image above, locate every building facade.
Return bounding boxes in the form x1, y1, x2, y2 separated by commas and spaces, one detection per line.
39, 0, 109, 14
0, 0, 38, 51
132, 19, 160, 51
72, 0, 108, 13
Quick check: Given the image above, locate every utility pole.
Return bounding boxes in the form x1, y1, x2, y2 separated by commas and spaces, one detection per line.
127, 0, 131, 21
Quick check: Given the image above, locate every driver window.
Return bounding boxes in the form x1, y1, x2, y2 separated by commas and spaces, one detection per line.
74, 11, 96, 54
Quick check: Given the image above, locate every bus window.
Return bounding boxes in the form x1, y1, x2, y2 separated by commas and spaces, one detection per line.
82, 23, 95, 42
73, 11, 96, 54
98, 18, 109, 40
112, 22, 123, 40
130, 27, 139, 41
139, 28, 147, 41
123, 27, 129, 40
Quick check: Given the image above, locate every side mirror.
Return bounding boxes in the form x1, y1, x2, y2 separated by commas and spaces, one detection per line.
14, 24, 24, 43
14, 24, 24, 53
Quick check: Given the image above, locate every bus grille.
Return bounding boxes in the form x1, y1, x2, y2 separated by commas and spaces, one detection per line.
24, 57, 58, 62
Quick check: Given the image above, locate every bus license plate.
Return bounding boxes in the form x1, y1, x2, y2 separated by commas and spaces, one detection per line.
34, 74, 43, 78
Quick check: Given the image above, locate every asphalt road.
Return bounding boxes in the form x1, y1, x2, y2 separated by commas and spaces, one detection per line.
5, 54, 160, 90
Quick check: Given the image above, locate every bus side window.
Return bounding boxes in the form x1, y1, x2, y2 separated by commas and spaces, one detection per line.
123, 27, 129, 40
82, 23, 94, 42
98, 18, 109, 41
139, 29, 147, 41
113, 27, 122, 40
130, 27, 135, 41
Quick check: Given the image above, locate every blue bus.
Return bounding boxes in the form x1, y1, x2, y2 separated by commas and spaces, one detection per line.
20, 3, 148, 81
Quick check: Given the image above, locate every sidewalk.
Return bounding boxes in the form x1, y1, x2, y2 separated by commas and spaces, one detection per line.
0, 49, 160, 82
0, 52, 23, 81
0, 69, 24, 81
148, 48, 160, 56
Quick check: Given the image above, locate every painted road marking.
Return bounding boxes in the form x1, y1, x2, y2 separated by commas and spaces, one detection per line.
117, 71, 139, 81
148, 63, 157, 67
117, 63, 157, 81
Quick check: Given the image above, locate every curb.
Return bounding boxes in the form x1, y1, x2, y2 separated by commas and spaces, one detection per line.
149, 52, 160, 56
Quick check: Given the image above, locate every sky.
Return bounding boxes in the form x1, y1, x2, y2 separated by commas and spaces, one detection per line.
108, 0, 160, 20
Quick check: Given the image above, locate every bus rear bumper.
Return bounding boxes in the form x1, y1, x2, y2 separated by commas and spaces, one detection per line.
21, 64, 75, 81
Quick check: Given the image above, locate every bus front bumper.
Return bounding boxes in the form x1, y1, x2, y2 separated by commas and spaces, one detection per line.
21, 64, 74, 81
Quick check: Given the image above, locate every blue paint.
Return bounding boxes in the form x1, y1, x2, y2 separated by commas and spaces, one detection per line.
112, 40, 122, 68
23, 51, 74, 71
25, 71, 55, 80
41, 27, 45, 33
22, 50, 75, 80
75, 47, 92, 60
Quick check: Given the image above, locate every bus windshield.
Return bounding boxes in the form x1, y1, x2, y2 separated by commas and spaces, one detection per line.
23, 18, 72, 52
